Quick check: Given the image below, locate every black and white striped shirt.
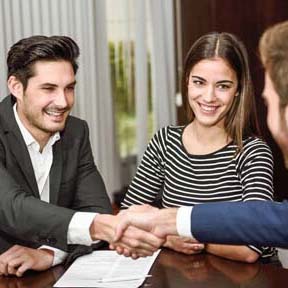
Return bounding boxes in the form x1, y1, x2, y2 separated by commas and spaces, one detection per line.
122, 125, 275, 257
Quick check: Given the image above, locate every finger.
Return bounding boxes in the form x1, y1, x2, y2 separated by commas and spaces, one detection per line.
114, 219, 130, 242
122, 248, 132, 257
0, 246, 23, 266
120, 235, 156, 252
115, 246, 124, 255
7, 257, 24, 275
0, 262, 7, 276
8, 264, 18, 276
2, 263, 8, 276
178, 244, 205, 255
182, 238, 202, 245
109, 243, 115, 250
131, 253, 140, 259
183, 243, 205, 251
113, 241, 154, 257
0, 261, 9, 276
16, 262, 31, 277
183, 249, 203, 255
123, 246, 153, 257
191, 244, 205, 250
121, 248, 149, 258
181, 243, 205, 251
125, 226, 163, 249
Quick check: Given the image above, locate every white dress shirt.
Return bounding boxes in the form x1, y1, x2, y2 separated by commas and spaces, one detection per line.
13, 104, 96, 265
176, 206, 195, 240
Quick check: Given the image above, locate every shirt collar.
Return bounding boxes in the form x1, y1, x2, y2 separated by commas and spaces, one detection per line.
13, 103, 60, 148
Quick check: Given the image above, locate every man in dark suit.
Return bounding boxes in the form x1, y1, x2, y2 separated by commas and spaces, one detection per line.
115, 20, 288, 250
0, 36, 161, 277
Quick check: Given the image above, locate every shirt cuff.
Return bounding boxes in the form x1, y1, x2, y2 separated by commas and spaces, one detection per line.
39, 246, 67, 266
176, 206, 196, 239
67, 212, 99, 246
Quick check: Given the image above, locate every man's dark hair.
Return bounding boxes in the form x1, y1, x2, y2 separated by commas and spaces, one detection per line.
7, 35, 80, 90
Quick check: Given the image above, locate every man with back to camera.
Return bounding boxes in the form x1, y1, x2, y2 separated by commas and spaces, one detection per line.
0, 35, 162, 277
115, 20, 288, 249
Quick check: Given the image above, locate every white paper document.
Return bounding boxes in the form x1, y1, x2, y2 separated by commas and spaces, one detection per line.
54, 250, 161, 287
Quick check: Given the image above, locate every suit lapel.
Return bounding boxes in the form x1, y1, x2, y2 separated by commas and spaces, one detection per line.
0, 96, 39, 197
49, 140, 63, 204
6, 132, 40, 197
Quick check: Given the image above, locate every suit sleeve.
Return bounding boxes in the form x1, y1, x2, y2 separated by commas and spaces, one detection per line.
0, 160, 74, 251
191, 201, 288, 248
70, 121, 112, 214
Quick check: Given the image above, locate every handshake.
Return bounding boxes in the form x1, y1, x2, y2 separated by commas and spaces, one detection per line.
0, 205, 201, 278
90, 205, 202, 258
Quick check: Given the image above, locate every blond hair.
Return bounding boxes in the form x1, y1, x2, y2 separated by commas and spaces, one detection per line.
259, 21, 288, 107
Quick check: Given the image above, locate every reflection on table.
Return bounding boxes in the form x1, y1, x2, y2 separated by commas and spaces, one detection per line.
149, 249, 288, 288
1, 249, 288, 288
0, 265, 63, 288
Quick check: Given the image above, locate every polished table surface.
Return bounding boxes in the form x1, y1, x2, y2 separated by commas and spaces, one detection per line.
1, 249, 288, 288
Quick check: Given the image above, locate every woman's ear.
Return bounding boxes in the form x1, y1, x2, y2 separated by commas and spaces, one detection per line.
7, 76, 24, 101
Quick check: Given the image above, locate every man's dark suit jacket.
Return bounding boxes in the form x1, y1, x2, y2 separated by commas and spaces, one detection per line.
191, 200, 288, 247
0, 95, 112, 253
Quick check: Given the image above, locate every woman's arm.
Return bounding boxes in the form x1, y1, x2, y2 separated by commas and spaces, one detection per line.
121, 127, 168, 208
203, 139, 275, 262
205, 244, 259, 263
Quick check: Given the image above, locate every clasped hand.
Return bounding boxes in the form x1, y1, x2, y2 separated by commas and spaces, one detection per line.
0, 245, 53, 277
110, 205, 165, 259
110, 204, 201, 257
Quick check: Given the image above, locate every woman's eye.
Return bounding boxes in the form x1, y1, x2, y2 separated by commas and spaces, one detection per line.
193, 80, 203, 86
217, 84, 230, 90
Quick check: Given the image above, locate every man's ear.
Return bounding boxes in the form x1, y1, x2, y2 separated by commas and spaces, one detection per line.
284, 104, 288, 132
282, 104, 288, 169
7, 76, 24, 101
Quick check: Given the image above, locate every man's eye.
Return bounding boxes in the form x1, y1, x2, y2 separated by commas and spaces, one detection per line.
66, 86, 75, 91
42, 87, 54, 91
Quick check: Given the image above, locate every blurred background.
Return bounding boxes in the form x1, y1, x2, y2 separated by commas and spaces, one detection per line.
0, 0, 287, 206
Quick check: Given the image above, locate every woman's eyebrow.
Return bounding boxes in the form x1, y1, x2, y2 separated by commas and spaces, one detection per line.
191, 75, 206, 81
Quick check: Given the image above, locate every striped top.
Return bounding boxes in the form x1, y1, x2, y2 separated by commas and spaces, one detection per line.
122, 125, 275, 257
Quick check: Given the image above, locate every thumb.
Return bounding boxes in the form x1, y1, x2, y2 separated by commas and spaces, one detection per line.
113, 219, 130, 242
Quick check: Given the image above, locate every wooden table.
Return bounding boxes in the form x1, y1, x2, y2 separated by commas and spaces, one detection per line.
1, 249, 287, 288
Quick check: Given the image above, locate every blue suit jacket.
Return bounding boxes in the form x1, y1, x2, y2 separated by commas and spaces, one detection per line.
191, 200, 288, 247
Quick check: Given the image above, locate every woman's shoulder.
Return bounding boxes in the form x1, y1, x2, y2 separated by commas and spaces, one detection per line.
238, 137, 273, 163
156, 125, 185, 138
242, 136, 272, 152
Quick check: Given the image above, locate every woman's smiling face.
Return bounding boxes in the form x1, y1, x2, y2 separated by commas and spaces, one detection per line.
187, 57, 238, 128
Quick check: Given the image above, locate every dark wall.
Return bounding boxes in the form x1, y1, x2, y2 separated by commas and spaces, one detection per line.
177, 0, 288, 200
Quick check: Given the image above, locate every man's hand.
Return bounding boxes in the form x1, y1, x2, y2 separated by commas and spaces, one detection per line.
0, 245, 54, 277
109, 224, 164, 258
114, 205, 179, 240
163, 235, 205, 255
90, 212, 164, 259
